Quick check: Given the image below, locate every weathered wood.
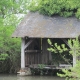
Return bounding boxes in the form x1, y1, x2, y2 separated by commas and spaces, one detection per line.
25, 38, 52, 65
29, 64, 71, 69
48, 39, 52, 63
24, 39, 34, 49
25, 52, 42, 65
73, 50, 76, 67
21, 38, 25, 69
25, 38, 42, 65
25, 38, 72, 68
61, 39, 70, 48
42, 38, 49, 64
62, 38, 76, 66
25, 50, 41, 53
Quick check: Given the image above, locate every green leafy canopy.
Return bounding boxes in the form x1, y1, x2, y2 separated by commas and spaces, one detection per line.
28, 0, 80, 19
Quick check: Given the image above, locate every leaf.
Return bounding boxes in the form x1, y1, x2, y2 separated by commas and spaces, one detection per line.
57, 46, 61, 50
69, 51, 73, 54
47, 39, 52, 45
59, 50, 63, 53
54, 43, 58, 47
61, 44, 65, 49
63, 48, 68, 51
47, 48, 55, 52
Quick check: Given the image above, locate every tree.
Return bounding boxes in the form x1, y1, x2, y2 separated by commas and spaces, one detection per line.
0, 0, 30, 73
28, 0, 80, 19
47, 37, 80, 80
0, 16, 21, 73
0, 0, 31, 17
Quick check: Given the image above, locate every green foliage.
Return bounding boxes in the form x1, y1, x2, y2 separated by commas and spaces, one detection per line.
68, 38, 80, 57
38, 64, 45, 69
28, 0, 80, 19
0, 15, 21, 73
3, 14, 21, 26
47, 39, 72, 65
0, 0, 30, 18
0, 0, 31, 73
0, 27, 20, 72
48, 37, 80, 80
48, 38, 80, 56
38, 64, 45, 75
75, 8, 80, 19
57, 61, 80, 80
28, 0, 41, 12
0, 53, 8, 60
47, 39, 68, 54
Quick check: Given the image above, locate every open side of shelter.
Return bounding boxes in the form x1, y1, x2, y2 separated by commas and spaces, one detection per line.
19, 37, 73, 75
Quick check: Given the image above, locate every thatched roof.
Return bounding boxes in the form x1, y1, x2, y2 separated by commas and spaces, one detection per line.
12, 12, 80, 38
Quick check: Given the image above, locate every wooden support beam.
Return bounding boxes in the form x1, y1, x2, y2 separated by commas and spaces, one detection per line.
61, 38, 76, 67
73, 51, 76, 67
25, 50, 42, 53
24, 39, 34, 49
61, 39, 70, 48
21, 38, 25, 69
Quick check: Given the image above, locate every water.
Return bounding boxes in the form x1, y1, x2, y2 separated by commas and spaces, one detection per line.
0, 74, 65, 80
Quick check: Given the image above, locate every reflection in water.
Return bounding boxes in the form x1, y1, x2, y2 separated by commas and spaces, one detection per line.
0, 74, 65, 80
17, 76, 65, 80
18, 77, 26, 80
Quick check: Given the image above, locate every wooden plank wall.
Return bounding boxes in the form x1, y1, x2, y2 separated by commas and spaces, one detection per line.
42, 38, 52, 64
25, 52, 42, 65
25, 38, 53, 66
25, 38, 42, 66
25, 38, 73, 67
42, 38, 49, 64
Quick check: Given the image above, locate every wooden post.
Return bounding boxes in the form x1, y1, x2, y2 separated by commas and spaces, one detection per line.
62, 38, 77, 67
73, 49, 76, 67
21, 38, 25, 69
